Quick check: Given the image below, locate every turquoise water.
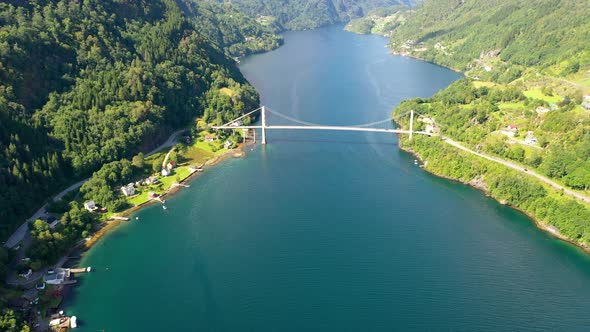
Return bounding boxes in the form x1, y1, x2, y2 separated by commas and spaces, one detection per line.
68, 26, 590, 331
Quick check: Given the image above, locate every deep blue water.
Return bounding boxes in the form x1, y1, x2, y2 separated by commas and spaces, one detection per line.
68, 25, 590, 331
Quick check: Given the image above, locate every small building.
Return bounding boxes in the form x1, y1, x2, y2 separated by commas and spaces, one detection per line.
582, 95, 590, 111
224, 140, 233, 149
84, 201, 98, 212
166, 160, 177, 171
204, 134, 217, 142
144, 176, 159, 185
524, 131, 538, 146
230, 120, 243, 127
161, 168, 170, 177
501, 125, 518, 137
43, 268, 71, 285
536, 106, 551, 114
121, 183, 135, 197
425, 124, 439, 135
148, 192, 159, 200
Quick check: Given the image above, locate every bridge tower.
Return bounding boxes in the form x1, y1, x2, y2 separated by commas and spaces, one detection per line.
409, 110, 414, 141
261, 105, 267, 145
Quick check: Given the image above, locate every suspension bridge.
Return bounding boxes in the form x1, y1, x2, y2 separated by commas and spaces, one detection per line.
212, 106, 437, 144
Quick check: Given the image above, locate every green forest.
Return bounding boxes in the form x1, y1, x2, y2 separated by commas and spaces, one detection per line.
0, 0, 279, 242
209, 0, 416, 31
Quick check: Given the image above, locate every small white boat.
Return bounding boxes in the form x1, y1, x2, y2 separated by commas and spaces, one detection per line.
163, 206, 167, 210
70, 316, 77, 328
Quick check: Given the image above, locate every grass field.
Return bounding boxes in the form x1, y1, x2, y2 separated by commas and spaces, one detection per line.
523, 89, 562, 103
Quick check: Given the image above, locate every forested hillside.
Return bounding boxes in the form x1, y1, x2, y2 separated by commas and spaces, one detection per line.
389, 0, 590, 250
345, 5, 409, 35
209, 0, 419, 31
387, 0, 590, 82
0, 0, 276, 239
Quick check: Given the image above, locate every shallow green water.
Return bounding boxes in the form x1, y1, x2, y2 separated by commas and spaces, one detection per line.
68, 26, 590, 331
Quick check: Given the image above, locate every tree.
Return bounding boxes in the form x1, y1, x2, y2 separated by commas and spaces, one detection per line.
132, 152, 145, 169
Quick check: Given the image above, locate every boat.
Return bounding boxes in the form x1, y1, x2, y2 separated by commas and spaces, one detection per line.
414, 160, 418, 165
70, 316, 77, 328
163, 206, 167, 210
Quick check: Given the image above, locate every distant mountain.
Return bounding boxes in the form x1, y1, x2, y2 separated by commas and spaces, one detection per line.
387, 0, 590, 81
209, 0, 419, 31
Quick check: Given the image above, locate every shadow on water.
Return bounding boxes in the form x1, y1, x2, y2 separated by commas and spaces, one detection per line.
189, 246, 224, 331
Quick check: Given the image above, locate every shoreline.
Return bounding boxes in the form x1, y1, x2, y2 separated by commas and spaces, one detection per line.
83, 145, 247, 250
390, 50, 463, 74
57, 144, 250, 312
399, 144, 590, 254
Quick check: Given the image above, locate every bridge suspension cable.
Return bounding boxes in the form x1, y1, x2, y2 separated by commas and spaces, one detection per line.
265, 107, 323, 127
266, 107, 409, 128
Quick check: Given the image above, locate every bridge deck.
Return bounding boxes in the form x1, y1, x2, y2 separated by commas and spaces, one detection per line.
212, 125, 434, 136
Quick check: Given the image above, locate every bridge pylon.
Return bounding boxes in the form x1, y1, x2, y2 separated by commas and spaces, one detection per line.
409, 110, 414, 141
261, 106, 267, 144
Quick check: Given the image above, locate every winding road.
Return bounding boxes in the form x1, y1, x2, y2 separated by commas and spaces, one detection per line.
3, 130, 185, 248
441, 137, 590, 204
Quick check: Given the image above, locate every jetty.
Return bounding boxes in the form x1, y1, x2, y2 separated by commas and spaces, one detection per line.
70, 267, 92, 274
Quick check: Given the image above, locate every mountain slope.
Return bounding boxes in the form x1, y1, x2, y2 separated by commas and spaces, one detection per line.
387, 0, 590, 82
210, 0, 415, 31
0, 0, 270, 238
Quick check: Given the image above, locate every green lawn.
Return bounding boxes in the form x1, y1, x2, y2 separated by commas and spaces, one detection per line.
523, 89, 562, 103
472, 81, 497, 88
498, 102, 527, 110
126, 166, 194, 206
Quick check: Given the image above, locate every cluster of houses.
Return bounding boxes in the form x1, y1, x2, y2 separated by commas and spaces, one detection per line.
203, 132, 234, 149
501, 125, 539, 146
535, 102, 558, 114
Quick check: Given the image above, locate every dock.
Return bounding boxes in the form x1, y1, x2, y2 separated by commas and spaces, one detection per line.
111, 216, 129, 221
70, 267, 92, 273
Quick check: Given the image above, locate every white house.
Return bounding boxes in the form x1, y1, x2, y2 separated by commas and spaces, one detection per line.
161, 168, 170, 177
582, 95, 590, 111
224, 140, 233, 149
501, 125, 518, 137
121, 183, 135, 197
43, 268, 71, 285
83, 201, 98, 212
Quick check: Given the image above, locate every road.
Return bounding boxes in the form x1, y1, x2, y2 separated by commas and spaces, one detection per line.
3, 130, 185, 248
442, 137, 590, 204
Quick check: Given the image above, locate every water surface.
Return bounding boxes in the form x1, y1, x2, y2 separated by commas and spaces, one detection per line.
68, 25, 590, 331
